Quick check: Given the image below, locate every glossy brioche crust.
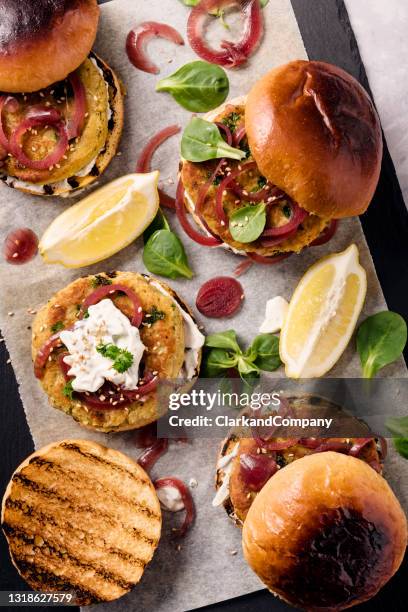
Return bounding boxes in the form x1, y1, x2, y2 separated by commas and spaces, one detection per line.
242, 452, 407, 611
0, 0, 100, 92
245, 61, 382, 219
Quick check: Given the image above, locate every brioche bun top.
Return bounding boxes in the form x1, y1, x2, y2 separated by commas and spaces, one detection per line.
245, 60, 382, 219
242, 452, 407, 611
0, 0, 100, 92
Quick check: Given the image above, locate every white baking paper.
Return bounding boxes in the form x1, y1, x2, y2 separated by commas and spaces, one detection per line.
0, 1, 406, 611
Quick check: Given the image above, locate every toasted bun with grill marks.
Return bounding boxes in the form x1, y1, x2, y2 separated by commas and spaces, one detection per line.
246, 60, 382, 219
243, 452, 407, 611
1, 439, 161, 605
0, 0, 100, 92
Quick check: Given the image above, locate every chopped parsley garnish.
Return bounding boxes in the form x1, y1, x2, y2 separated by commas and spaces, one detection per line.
283, 204, 292, 219
221, 111, 241, 133
51, 321, 64, 333
91, 275, 112, 288
63, 380, 74, 400
144, 306, 166, 325
97, 343, 134, 373
83, 309, 90, 319
239, 139, 250, 159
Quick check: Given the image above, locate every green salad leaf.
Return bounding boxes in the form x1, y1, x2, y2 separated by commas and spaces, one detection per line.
229, 203, 266, 243
143, 209, 170, 244
394, 438, 408, 459
181, 117, 246, 162
356, 311, 407, 378
385, 416, 408, 461
202, 329, 282, 382
249, 333, 282, 371
156, 61, 229, 112
143, 229, 193, 279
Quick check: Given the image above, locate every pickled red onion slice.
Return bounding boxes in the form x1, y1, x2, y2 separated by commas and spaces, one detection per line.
80, 284, 143, 327
176, 180, 222, 246
136, 124, 181, 209
154, 477, 195, 536
187, 0, 263, 68
66, 71, 87, 140
239, 453, 278, 491
126, 22, 184, 74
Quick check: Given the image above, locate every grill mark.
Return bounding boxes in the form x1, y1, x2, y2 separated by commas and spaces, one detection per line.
12, 473, 160, 524
4, 525, 135, 591
5, 498, 155, 563
27, 457, 160, 521
59, 442, 147, 484
8, 558, 102, 604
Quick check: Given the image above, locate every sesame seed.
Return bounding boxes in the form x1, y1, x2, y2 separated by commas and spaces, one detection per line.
12, 252, 18, 258
99, 395, 106, 401
7, 311, 14, 316
6, 358, 11, 364
230, 550, 237, 556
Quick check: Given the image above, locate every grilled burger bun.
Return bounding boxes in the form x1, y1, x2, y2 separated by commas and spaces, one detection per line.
181, 61, 382, 258
0, 0, 100, 93
32, 272, 203, 433
242, 452, 407, 611
0, 53, 124, 197
246, 61, 383, 219
214, 396, 385, 526
1, 439, 161, 605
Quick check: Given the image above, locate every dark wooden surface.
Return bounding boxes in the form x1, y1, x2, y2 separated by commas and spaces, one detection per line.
0, 0, 407, 610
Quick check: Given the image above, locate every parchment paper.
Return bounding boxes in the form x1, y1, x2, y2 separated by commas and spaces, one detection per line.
0, 1, 406, 611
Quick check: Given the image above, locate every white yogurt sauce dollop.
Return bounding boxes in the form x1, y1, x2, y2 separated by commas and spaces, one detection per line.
60, 299, 145, 393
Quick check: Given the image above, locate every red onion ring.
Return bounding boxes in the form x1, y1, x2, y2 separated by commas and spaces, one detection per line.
261, 200, 309, 239
216, 161, 257, 224
231, 181, 285, 204
247, 252, 292, 265
126, 22, 184, 74
187, 0, 263, 68
233, 258, 253, 277
154, 477, 195, 536
136, 124, 181, 209
138, 439, 169, 471
80, 284, 143, 327
299, 437, 322, 449
349, 437, 375, 458
9, 109, 68, 171
312, 441, 352, 454
122, 373, 158, 399
34, 332, 63, 379
310, 219, 339, 247
66, 71, 87, 140
260, 227, 299, 248
233, 124, 246, 146
215, 121, 233, 145
239, 453, 278, 491
134, 422, 158, 448
176, 180, 222, 246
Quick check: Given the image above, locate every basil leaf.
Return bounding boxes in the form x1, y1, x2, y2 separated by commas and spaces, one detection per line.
205, 330, 242, 353
357, 311, 407, 378
143, 209, 170, 244
181, 117, 246, 162
143, 229, 193, 279
202, 348, 238, 377
156, 61, 229, 112
386, 415, 408, 438
260, 0, 269, 6
249, 334, 282, 371
394, 438, 408, 459
229, 203, 266, 243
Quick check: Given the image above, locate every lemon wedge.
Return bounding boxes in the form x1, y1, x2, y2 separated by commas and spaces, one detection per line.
280, 244, 367, 378
40, 172, 160, 268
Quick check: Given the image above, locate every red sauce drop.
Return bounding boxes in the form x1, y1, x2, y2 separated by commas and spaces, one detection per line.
4, 228, 38, 265
196, 276, 244, 318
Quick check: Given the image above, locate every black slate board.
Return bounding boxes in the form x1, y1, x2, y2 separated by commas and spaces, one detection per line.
0, 1, 407, 611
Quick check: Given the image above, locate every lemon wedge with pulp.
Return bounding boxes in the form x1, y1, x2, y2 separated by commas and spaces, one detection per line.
280, 244, 367, 378
40, 172, 160, 268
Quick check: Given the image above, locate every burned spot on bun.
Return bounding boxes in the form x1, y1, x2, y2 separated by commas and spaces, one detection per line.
0, 0, 81, 49
277, 507, 389, 609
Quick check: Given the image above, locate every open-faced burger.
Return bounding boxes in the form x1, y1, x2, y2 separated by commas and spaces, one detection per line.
0, 0, 123, 196
213, 396, 387, 526
32, 272, 204, 433
179, 61, 382, 263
